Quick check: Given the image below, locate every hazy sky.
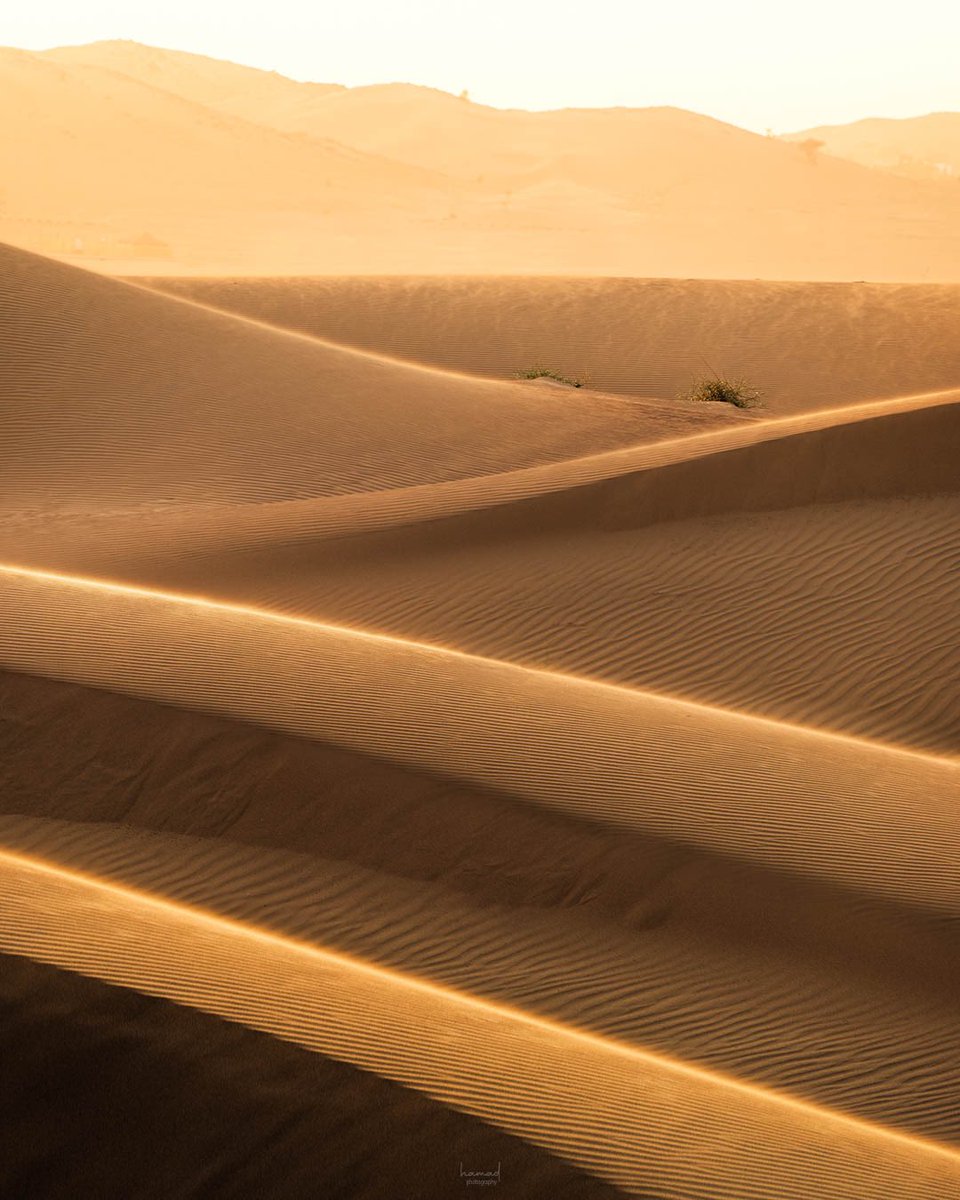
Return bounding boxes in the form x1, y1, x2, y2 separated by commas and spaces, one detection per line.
5, 0, 958, 132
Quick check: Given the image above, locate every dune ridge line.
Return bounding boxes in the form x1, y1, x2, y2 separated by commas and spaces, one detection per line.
1, 846, 959, 1199
2, 563, 959, 920
1, 560, 955, 766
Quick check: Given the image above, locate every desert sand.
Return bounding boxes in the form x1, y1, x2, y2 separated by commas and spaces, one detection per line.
0, 950, 617, 1199
144, 273, 960, 414
1, 40, 960, 278
1, 228, 959, 1199
787, 112, 960, 182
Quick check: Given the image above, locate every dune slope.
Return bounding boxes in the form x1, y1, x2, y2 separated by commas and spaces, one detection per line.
1, 41, 959, 277
142, 274, 960, 414
4, 355, 955, 750
1, 244, 958, 1197
2, 848, 960, 1200
1, 242, 699, 508
2, 673, 960, 1146
0, 953, 618, 1199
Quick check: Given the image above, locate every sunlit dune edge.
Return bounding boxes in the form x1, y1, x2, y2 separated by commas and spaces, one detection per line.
1, 799, 959, 1146
2, 221, 959, 1200
1, 846, 959, 1200
0, 559, 956, 765
0, 951, 622, 1200
3, 559, 956, 766
3, 382, 956, 562
1, 564, 958, 915
140, 274, 960, 414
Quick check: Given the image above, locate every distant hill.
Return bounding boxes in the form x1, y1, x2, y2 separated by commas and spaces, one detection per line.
43, 39, 346, 125
0, 44, 441, 267
0, 40, 957, 279
786, 113, 960, 183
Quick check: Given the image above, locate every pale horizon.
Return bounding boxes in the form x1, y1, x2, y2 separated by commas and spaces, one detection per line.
5, 0, 959, 134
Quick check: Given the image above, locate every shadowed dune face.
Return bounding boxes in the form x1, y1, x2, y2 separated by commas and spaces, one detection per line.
0, 953, 623, 1200
4, 674, 960, 1155
2, 846, 960, 1200
1, 241, 960, 1197
2, 564, 958, 915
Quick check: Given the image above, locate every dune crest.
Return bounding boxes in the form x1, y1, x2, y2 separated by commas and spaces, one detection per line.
1, 238, 958, 1197
2, 848, 960, 1199
0, 41, 955, 277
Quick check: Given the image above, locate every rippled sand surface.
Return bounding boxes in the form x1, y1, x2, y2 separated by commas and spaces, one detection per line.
1, 243, 958, 1197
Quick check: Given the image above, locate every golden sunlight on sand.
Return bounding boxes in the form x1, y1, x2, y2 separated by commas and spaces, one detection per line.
1, 38, 958, 1193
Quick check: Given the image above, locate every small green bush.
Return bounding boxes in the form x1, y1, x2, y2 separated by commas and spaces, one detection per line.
681, 375, 761, 409
514, 365, 584, 388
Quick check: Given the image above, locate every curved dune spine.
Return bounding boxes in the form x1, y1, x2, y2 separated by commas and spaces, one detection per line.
0, 848, 958, 1199
1, 564, 958, 915
3, 811, 959, 1144
138, 274, 960, 412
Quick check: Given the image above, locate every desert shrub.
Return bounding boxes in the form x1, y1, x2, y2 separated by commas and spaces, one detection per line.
798, 137, 825, 165
681, 375, 761, 409
514, 365, 584, 388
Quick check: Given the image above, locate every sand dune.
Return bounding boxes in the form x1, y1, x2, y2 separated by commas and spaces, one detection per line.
2, 564, 958, 912
1, 953, 616, 1199
2, 243, 697, 508
1, 849, 959, 1199
3, 394, 955, 750
1, 41, 959, 277
43, 39, 346, 126
2, 769, 960, 1146
3, 255, 955, 751
0, 46, 441, 271
142, 274, 960, 413
39, 40, 957, 207
124, 493, 954, 753
44, 42, 882, 201
2, 240, 959, 1196
788, 112, 960, 182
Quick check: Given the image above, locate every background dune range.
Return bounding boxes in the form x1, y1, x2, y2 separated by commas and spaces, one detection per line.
2, 40, 960, 279
1, 241, 959, 1197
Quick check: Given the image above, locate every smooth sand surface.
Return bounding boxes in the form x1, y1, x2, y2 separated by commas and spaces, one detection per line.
787, 113, 960, 181
1, 242, 959, 1196
3, 243, 716, 508
0, 40, 958, 278
141, 275, 960, 414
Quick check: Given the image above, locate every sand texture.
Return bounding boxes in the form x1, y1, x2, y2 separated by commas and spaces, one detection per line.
1, 242, 959, 1197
